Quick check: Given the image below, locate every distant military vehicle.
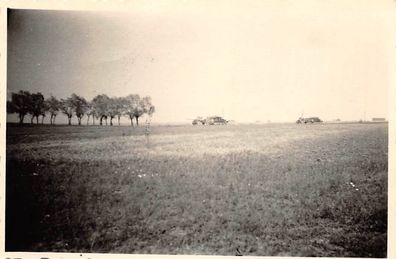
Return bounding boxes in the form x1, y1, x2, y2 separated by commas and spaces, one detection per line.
192, 116, 228, 125
296, 117, 322, 124
205, 116, 228, 125
192, 117, 205, 125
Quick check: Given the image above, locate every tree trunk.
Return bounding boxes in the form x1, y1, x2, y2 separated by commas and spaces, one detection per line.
110, 117, 113, 126
87, 115, 90, 125
50, 114, 53, 125
19, 114, 24, 124
118, 115, 121, 126
100, 116, 103, 126
78, 117, 81, 126
93, 116, 95, 125
135, 116, 139, 126
53, 115, 56, 125
36, 116, 39, 125
129, 116, 134, 127
68, 116, 72, 125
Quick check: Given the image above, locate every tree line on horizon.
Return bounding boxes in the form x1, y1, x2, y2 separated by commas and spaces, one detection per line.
7, 91, 155, 126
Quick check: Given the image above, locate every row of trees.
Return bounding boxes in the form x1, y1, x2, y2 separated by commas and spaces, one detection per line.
7, 91, 155, 126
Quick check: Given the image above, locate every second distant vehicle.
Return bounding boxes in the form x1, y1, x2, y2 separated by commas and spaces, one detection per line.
192, 117, 205, 125
192, 116, 228, 125
205, 116, 228, 125
296, 117, 323, 124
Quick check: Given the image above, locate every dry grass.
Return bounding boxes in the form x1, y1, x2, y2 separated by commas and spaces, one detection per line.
6, 123, 387, 256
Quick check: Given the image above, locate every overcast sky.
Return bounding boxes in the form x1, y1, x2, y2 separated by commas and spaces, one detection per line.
7, 1, 393, 123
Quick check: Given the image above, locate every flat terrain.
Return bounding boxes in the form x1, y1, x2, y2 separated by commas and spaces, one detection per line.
5, 123, 388, 256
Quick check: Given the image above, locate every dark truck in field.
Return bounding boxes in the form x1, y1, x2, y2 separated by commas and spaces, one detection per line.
296, 117, 323, 124
192, 117, 205, 125
192, 116, 228, 125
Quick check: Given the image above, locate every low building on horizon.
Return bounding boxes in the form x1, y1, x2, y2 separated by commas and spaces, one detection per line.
372, 118, 386, 122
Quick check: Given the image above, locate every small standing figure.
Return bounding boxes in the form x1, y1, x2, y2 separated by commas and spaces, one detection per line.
145, 119, 151, 146
145, 106, 155, 147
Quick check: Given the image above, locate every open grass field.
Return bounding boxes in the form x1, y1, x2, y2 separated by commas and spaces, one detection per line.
5, 122, 388, 257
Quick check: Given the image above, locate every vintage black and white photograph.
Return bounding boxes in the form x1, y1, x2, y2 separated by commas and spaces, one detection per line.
3, 0, 393, 257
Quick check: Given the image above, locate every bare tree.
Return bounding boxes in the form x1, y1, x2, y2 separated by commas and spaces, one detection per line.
7, 91, 32, 124
60, 97, 74, 125
135, 96, 154, 126
107, 97, 117, 126
46, 96, 61, 125
85, 102, 96, 125
123, 94, 140, 126
133, 103, 144, 126
40, 101, 49, 124
70, 94, 88, 126
106, 97, 125, 126
92, 94, 110, 126
115, 97, 125, 126
29, 92, 46, 124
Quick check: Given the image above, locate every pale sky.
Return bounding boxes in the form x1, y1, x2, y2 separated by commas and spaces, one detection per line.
6, 1, 393, 124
